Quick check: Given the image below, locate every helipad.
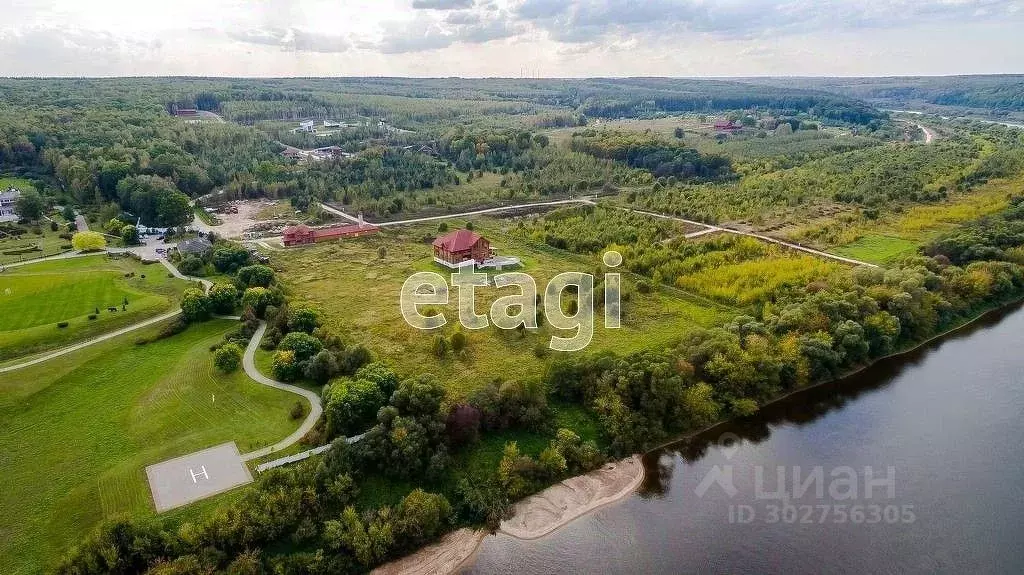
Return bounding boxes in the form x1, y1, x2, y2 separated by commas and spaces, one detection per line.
145, 442, 253, 512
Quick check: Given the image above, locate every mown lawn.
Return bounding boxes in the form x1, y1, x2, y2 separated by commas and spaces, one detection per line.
270, 220, 727, 398
0, 320, 303, 575
0, 255, 190, 361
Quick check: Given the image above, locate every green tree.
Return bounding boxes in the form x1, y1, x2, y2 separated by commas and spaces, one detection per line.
278, 331, 323, 361
271, 350, 302, 381
15, 190, 44, 220
287, 305, 321, 334
180, 288, 211, 322
71, 231, 106, 251
120, 224, 140, 246
236, 264, 274, 288
208, 283, 238, 314
303, 349, 338, 384
241, 287, 276, 317
212, 246, 251, 273
214, 343, 243, 373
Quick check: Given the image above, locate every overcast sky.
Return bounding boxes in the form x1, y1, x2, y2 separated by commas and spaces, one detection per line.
1, 0, 1022, 77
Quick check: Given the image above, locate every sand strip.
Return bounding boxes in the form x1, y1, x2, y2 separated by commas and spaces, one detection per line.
370, 528, 486, 575
500, 455, 645, 540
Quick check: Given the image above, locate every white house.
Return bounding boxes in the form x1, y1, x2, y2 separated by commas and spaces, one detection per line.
299, 120, 316, 133
0, 187, 21, 222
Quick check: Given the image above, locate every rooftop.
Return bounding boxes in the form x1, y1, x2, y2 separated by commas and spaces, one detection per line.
433, 229, 483, 252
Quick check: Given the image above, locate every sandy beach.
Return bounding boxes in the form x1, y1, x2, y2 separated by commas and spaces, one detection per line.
372, 456, 645, 574
499, 455, 645, 540
370, 528, 486, 575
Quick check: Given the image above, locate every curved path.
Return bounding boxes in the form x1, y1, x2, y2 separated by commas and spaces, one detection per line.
239, 320, 323, 461
1, 257, 217, 374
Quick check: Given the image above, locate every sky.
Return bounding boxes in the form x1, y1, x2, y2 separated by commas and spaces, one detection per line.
1, 0, 1022, 77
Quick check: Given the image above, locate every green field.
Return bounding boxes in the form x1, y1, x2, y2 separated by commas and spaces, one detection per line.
0, 319, 304, 574
0, 255, 192, 361
833, 234, 921, 264
271, 220, 727, 398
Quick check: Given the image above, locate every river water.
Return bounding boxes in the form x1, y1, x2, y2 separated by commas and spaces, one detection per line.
465, 304, 1024, 574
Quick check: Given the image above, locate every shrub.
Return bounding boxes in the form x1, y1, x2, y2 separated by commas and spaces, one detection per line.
214, 343, 244, 373
177, 255, 205, 276
57, 321, 69, 328
180, 288, 211, 322
241, 287, 277, 318
290, 401, 306, 420
323, 378, 387, 437
208, 283, 238, 315
431, 334, 449, 358
236, 264, 275, 288
212, 245, 251, 273
303, 349, 339, 383
450, 331, 467, 352
71, 231, 106, 251
87, 314, 97, 320
278, 332, 323, 361
272, 350, 302, 382
287, 305, 321, 334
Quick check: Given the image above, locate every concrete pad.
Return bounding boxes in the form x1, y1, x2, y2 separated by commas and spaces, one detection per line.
146, 442, 253, 512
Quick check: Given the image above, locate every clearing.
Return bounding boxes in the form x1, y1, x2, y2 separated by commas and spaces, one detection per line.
0, 254, 190, 361
270, 218, 728, 398
0, 319, 302, 575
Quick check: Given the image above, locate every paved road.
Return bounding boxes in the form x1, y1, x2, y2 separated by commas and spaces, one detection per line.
618, 207, 879, 268
239, 321, 324, 462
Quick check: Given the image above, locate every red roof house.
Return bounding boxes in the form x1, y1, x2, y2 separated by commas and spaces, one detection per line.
282, 222, 378, 247
433, 230, 491, 268
713, 119, 741, 132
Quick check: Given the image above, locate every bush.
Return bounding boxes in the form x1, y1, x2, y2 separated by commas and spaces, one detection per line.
279, 332, 323, 361
287, 305, 321, 334
57, 321, 69, 328
87, 314, 97, 320
241, 287, 278, 318
71, 231, 106, 251
180, 288, 211, 322
212, 245, 251, 273
450, 331, 467, 352
431, 334, 449, 358
208, 283, 238, 315
290, 401, 307, 420
237, 264, 275, 288
177, 255, 205, 276
214, 343, 244, 373
272, 350, 302, 381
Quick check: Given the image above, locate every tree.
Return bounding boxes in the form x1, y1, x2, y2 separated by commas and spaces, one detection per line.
236, 264, 274, 288
61, 205, 76, 222
324, 378, 387, 437
393, 490, 452, 550
177, 255, 205, 276
214, 343, 243, 373
272, 350, 302, 382
15, 190, 44, 220
354, 362, 399, 398
120, 224, 140, 246
278, 331, 323, 361
287, 305, 321, 334
180, 288, 211, 322
241, 287, 276, 317
213, 246, 251, 274
450, 331, 467, 352
72, 231, 106, 251
303, 349, 338, 384
208, 283, 238, 314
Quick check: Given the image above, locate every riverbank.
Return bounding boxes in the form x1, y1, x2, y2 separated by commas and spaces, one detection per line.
377, 296, 1024, 574
372, 457, 645, 574
500, 456, 645, 540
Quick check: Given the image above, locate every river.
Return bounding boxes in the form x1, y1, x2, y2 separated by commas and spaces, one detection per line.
464, 303, 1024, 574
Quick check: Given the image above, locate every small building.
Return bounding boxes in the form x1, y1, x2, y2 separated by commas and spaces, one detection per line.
0, 187, 21, 222
174, 108, 198, 117
282, 221, 379, 247
299, 120, 316, 133
433, 230, 491, 268
177, 236, 213, 256
713, 119, 742, 132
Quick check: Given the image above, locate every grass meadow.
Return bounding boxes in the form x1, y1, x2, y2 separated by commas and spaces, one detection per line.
0, 319, 303, 574
0, 255, 192, 361
270, 218, 728, 398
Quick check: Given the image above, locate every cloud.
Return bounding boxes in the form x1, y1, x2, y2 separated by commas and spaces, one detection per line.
228, 26, 350, 53
375, 8, 519, 53
412, 0, 475, 9
511, 0, 1024, 44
